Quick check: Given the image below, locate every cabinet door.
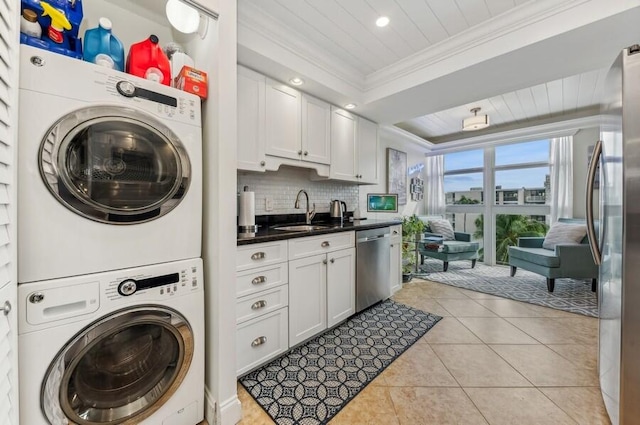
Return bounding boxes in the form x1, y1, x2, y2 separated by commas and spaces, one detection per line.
301, 94, 331, 165
237, 66, 266, 171
357, 117, 379, 184
330, 107, 357, 182
0, 283, 17, 425
390, 237, 402, 294
265, 78, 302, 161
327, 247, 356, 328
289, 254, 327, 346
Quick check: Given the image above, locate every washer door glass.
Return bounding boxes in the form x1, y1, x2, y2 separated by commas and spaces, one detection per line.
40, 106, 191, 224
42, 307, 194, 425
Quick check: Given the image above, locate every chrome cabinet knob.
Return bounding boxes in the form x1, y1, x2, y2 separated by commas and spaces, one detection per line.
260, 161, 265, 166
2, 301, 10, 316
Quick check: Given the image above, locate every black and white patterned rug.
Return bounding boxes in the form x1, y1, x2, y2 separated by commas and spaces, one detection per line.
239, 299, 441, 425
417, 259, 597, 317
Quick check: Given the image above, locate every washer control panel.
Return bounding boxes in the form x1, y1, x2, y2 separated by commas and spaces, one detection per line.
107, 262, 200, 301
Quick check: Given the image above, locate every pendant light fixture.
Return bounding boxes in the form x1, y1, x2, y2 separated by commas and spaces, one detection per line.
462, 107, 490, 131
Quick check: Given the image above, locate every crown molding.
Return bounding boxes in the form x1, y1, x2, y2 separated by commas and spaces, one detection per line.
425, 114, 601, 156
380, 125, 433, 150
365, 0, 592, 90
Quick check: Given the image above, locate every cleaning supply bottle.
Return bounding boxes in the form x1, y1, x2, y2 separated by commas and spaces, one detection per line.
40, 1, 71, 47
20, 9, 42, 38
126, 35, 171, 85
83, 17, 125, 71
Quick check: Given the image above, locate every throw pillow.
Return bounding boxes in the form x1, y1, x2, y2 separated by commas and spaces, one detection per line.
428, 219, 455, 241
542, 222, 587, 250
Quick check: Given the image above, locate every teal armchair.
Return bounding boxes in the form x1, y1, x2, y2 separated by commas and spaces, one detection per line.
508, 218, 598, 292
417, 216, 479, 272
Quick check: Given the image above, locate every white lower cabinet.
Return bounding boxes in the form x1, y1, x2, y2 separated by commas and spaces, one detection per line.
289, 253, 327, 346
236, 308, 289, 376
327, 247, 356, 327
288, 232, 356, 346
390, 225, 402, 294
236, 241, 289, 376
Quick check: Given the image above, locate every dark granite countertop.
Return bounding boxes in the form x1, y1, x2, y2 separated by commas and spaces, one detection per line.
237, 213, 401, 245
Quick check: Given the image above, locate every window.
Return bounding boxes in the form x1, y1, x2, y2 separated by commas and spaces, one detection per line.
443, 139, 552, 265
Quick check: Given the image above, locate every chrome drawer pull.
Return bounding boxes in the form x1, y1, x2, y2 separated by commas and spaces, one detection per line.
251, 336, 267, 347
321, 241, 330, 247
251, 252, 266, 260
251, 276, 267, 285
2, 301, 10, 316
251, 300, 267, 310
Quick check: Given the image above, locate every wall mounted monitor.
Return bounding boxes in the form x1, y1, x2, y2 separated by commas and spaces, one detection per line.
367, 193, 398, 213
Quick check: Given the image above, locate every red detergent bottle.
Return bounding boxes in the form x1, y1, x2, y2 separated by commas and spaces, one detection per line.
126, 35, 171, 85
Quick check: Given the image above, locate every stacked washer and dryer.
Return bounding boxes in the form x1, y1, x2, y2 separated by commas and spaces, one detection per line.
17, 45, 206, 425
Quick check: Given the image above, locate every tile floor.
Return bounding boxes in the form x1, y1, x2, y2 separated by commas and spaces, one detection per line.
236, 278, 611, 425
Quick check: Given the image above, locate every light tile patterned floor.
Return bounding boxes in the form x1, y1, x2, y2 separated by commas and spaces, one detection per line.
236, 278, 611, 425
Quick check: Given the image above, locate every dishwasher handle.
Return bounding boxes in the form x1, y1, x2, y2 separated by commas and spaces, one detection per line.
357, 233, 390, 243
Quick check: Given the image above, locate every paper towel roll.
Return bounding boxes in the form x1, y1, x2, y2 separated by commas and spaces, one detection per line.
238, 191, 256, 228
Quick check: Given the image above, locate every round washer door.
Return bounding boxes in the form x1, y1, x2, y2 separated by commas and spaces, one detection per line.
39, 106, 191, 224
41, 306, 194, 425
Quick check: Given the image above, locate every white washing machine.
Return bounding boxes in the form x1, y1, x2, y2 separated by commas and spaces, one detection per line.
18, 44, 203, 283
18, 258, 204, 425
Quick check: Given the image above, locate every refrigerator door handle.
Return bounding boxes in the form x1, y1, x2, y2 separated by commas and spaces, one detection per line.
586, 139, 602, 265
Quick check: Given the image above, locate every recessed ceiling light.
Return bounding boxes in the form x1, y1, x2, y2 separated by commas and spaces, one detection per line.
289, 77, 304, 86
344, 103, 357, 109
376, 16, 390, 27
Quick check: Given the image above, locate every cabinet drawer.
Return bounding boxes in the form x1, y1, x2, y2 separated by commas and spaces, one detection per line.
236, 263, 288, 298
236, 240, 288, 272
237, 307, 289, 376
236, 285, 288, 324
288, 231, 355, 260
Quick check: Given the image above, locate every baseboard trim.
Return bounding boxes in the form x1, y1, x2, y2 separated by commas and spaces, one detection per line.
204, 386, 242, 425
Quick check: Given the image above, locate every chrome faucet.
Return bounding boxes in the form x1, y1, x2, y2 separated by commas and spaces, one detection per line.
294, 189, 316, 224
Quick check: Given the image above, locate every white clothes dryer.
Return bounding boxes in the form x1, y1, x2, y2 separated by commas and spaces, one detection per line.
18, 45, 203, 283
18, 258, 204, 425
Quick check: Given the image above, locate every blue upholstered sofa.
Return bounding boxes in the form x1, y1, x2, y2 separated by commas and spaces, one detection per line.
507, 218, 598, 292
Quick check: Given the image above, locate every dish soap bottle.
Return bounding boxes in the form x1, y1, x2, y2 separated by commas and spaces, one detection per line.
20, 9, 42, 38
83, 18, 125, 71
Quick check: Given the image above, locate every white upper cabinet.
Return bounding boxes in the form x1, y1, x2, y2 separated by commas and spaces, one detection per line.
330, 109, 379, 184
237, 66, 266, 171
265, 78, 302, 161
356, 117, 379, 185
301, 94, 331, 165
330, 107, 357, 182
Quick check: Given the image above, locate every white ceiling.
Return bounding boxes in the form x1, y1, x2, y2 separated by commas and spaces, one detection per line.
237, 0, 640, 145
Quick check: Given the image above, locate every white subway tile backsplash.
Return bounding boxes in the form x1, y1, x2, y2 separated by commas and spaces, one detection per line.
238, 167, 359, 215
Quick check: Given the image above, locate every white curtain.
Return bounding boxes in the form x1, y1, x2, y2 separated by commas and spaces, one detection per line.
425, 155, 446, 215
550, 136, 573, 223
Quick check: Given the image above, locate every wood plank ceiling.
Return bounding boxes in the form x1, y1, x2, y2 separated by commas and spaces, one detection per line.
238, 0, 634, 143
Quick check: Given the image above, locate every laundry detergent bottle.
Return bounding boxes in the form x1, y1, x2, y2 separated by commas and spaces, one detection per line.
83, 17, 125, 71
126, 35, 171, 85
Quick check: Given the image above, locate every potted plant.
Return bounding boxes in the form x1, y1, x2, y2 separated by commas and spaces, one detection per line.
401, 215, 426, 282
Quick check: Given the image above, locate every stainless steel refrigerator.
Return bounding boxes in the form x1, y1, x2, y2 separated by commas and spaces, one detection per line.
586, 44, 640, 425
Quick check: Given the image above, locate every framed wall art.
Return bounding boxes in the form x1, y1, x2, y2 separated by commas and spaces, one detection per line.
387, 148, 407, 205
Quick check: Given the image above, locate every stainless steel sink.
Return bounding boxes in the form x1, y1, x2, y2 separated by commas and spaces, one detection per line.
273, 225, 328, 232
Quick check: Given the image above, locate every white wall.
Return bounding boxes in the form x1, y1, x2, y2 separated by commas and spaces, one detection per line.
572, 126, 600, 219
360, 130, 428, 220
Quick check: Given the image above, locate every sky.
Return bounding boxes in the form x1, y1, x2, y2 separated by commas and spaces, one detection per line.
444, 140, 550, 193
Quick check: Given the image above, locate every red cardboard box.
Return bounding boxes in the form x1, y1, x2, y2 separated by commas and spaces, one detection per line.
176, 66, 208, 99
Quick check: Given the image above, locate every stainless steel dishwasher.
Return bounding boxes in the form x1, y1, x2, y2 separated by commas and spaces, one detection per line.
356, 227, 391, 312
